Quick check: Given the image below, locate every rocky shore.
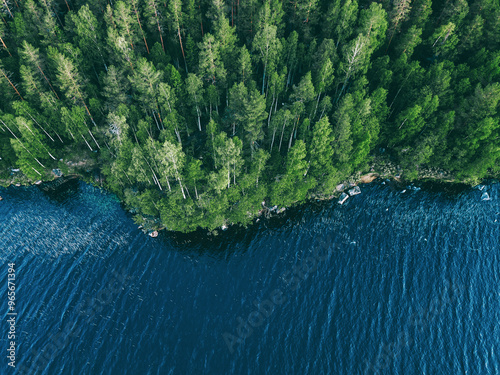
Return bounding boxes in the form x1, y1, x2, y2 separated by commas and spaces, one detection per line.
1, 157, 492, 237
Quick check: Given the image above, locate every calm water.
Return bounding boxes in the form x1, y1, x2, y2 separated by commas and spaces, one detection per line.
0, 180, 499, 375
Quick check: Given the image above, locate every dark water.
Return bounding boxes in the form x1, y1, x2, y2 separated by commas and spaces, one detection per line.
0, 180, 499, 375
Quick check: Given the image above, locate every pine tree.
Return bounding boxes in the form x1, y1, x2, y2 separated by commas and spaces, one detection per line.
130, 0, 150, 53
128, 57, 162, 116
242, 87, 267, 154
167, 0, 188, 72
290, 72, 315, 113
51, 51, 95, 125
238, 45, 252, 84
143, 0, 165, 52
103, 65, 130, 111
386, 0, 412, 50
69, 4, 108, 71
332, 94, 354, 171
325, 0, 358, 48
198, 33, 226, 86
271, 140, 315, 206
308, 116, 337, 193
19, 41, 59, 99
114, 2, 141, 52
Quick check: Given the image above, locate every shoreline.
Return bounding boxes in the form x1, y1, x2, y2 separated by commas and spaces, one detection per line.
1, 160, 494, 236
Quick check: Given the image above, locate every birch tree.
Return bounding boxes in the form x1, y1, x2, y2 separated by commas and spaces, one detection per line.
157, 139, 187, 198
214, 131, 243, 188
185, 73, 204, 131
8, 116, 54, 180
312, 58, 334, 119
337, 34, 369, 102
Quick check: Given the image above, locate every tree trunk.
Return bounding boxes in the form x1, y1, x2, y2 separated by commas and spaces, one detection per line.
267, 96, 274, 128
178, 177, 186, 199
177, 27, 188, 73
88, 129, 101, 149
270, 127, 277, 151
2, 0, 13, 18
0, 68, 23, 100
278, 117, 287, 152
261, 63, 267, 95
0, 36, 11, 56
81, 133, 93, 151
132, 1, 150, 53
312, 91, 321, 120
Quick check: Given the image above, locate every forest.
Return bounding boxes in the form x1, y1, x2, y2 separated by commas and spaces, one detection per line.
0, 0, 499, 232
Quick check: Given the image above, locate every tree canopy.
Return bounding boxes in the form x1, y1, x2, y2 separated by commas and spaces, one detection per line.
0, 0, 499, 232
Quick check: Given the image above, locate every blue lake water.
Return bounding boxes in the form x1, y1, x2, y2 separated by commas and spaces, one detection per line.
0, 180, 499, 374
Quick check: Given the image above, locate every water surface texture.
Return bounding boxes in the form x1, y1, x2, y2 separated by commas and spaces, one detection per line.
0, 180, 499, 375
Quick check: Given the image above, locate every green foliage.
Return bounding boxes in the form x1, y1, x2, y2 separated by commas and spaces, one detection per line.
271, 140, 316, 206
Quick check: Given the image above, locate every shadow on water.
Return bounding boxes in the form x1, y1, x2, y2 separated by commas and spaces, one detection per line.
158, 220, 269, 259
158, 206, 306, 259
37, 177, 80, 204
413, 180, 473, 196
157, 196, 334, 261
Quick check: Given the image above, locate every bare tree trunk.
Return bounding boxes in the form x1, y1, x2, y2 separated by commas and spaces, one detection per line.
270, 127, 277, 151
178, 177, 186, 199
267, 96, 274, 127
2, 120, 47, 167
312, 92, 321, 120
278, 117, 287, 152
0, 68, 23, 100
81, 133, 93, 151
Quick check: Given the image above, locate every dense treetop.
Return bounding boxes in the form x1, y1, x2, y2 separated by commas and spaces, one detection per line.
0, 0, 499, 231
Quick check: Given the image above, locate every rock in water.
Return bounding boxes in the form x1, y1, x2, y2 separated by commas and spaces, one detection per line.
481, 192, 490, 201
349, 186, 361, 196
338, 193, 349, 205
